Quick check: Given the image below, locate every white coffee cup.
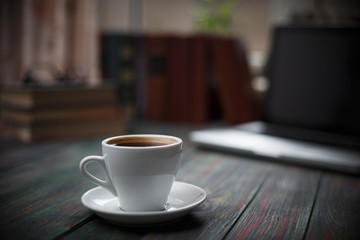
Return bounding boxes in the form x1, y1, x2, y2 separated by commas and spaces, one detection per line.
80, 134, 183, 212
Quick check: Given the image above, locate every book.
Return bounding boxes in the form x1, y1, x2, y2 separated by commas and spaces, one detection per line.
1, 106, 122, 126
144, 35, 169, 121
6, 120, 126, 143
0, 85, 127, 142
167, 35, 189, 122
0, 86, 117, 110
144, 34, 211, 124
210, 37, 258, 125
101, 33, 120, 84
101, 33, 144, 119
135, 34, 146, 120
117, 34, 142, 118
98, 34, 257, 125
187, 35, 211, 124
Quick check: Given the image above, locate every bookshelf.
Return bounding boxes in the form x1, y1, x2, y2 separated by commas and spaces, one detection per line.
100, 32, 259, 125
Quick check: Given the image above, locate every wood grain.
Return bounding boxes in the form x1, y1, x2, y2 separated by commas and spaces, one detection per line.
61, 151, 273, 239
224, 166, 320, 240
0, 141, 72, 172
1, 135, 359, 240
305, 173, 360, 240
0, 139, 102, 239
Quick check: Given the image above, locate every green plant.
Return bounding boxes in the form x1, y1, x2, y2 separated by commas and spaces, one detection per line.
193, 0, 240, 36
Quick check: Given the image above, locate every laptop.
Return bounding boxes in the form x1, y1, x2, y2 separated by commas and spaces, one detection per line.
190, 25, 360, 174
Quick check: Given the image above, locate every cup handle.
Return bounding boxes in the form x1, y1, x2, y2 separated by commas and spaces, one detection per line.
79, 155, 117, 196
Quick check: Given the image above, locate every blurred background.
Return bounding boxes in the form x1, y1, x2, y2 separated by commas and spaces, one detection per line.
1, 0, 360, 142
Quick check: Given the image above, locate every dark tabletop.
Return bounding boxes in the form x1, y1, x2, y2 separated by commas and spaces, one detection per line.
0, 124, 359, 240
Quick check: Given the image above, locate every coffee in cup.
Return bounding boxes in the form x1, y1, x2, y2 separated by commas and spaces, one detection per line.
80, 134, 183, 212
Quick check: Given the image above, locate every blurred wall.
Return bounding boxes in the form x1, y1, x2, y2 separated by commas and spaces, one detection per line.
97, 0, 129, 31
97, 0, 272, 76
97, 0, 270, 52
0, 0, 100, 86
97, 0, 360, 79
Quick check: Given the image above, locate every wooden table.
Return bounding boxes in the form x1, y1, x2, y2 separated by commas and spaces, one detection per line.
0, 125, 359, 239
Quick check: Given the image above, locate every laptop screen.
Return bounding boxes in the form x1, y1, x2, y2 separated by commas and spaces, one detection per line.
264, 26, 360, 136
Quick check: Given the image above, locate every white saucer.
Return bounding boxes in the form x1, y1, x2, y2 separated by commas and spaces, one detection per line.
81, 181, 206, 226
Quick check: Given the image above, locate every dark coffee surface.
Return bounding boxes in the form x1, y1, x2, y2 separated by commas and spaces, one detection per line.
110, 142, 169, 147
107, 136, 178, 147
